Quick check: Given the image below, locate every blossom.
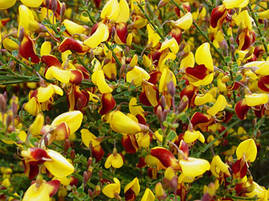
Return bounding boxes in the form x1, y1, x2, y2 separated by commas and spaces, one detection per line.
102, 178, 121, 198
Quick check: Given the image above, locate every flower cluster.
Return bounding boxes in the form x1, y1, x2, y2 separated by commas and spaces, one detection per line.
0, 0, 269, 200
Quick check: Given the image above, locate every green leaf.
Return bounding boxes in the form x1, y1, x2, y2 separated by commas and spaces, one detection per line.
167, 130, 177, 141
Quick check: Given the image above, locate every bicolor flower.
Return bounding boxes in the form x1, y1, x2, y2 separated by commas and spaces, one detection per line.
147, 24, 161, 48
102, 177, 121, 199
21, 148, 74, 179
22, 179, 60, 201
18, 5, 40, 34
19, 35, 40, 63
92, 69, 113, 93
150, 147, 180, 169
124, 177, 140, 201
63, 19, 86, 36
58, 37, 89, 53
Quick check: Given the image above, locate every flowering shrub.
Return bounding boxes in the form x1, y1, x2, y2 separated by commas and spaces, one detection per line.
0, 0, 269, 200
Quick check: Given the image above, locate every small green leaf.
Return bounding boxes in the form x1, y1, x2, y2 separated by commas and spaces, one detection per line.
167, 130, 177, 141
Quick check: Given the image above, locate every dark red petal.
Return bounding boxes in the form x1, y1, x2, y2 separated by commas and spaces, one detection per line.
186, 64, 208, 80
58, 38, 88, 53
41, 55, 61, 67
19, 35, 40, 63
99, 93, 116, 115
47, 180, 60, 197
235, 100, 250, 120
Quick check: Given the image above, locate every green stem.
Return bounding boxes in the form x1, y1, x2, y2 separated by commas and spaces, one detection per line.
104, 42, 122, 68
137, 3, 165, 41
248, 4, 268, 57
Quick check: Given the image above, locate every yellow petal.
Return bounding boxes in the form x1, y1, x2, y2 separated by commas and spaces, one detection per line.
0, 0, 16, 9
159, 68, 177, 93
22, 182, 52, 201
101, 0, 120, 21
195, 42, 214, 71
147, 24, 161, 48
141, 188, 155, 201
124, 177, 140, 195
164, 167, 176, 180
84, 23, 109, 49
159, 38, 179, 54
129, 97, 144, 116
173, 12, 193, 30
107, 111, 142, 134
236, 139, 257, 162
207, 95, 227, 116
50, 84, 63, 96
37, 85, 54, 103
3, 38, 19, 51
63, 19, 86, 35
183, 130, 205, 143
103, 62, 117, 80
233, 10, 252, 29
194, 93, 214, 106
257, 9, 269, 19
180, 52, 194, 69
126, 66, 150, 86
155, 183, 165, 198
20, 0, 43, 8
179, 157, 210, 177
191, 72, 214, 86
102, 178, 121, 198
24, 97, 40, 116
115, 0, 129, 23
223, 0, 249, 9
18, 5, 40, 34
245, 93, 269, 106
210, 155, 230, 177
51, 111, 83, 134
91, 69, 113, 93
45, 66, 71, 84
29, 113, 44, 136
40, 41, 51, 56
81, 129, 100, 148
44, 149, 74, 178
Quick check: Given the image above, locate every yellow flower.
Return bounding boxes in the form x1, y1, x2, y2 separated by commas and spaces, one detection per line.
29, 113, 44, 136
104, 149, 124, 169
155, 183, 166, 199
20, 0, 43, 8
107, 111, 144, 134
180, 52, 194, 69
129, 97, 144, 117
194, 92, 214, 106
141, 188, 155, 201
22, 180, 60, 201
126, 66, 150, 86
159, 68, 177, 93
2, 38, 19, 51
245, 93, 269, 106
210, 155, 231, 177
147, 24, 161, 48
84, 23, 109, 49
236, 139, 257, 162
223, 0, 249, 9
0, 0, 16, 9
18, 5, 40, 34
179, 157, 210, 177
44, 149, 74, 178
63, 19, 86, 35
183, 130, 205, 143
37, 84, 63, 103
102, 177, 121, 198
91, 69, 113, 93
233, 10, 253, 30
40, 41, 52, 56
45, 66, 71, 84
160, 38, 179, 54
51, 111, 83, 135
81, 129, 101, 148
207, 95, 227, 116
172, 12, 193, 31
